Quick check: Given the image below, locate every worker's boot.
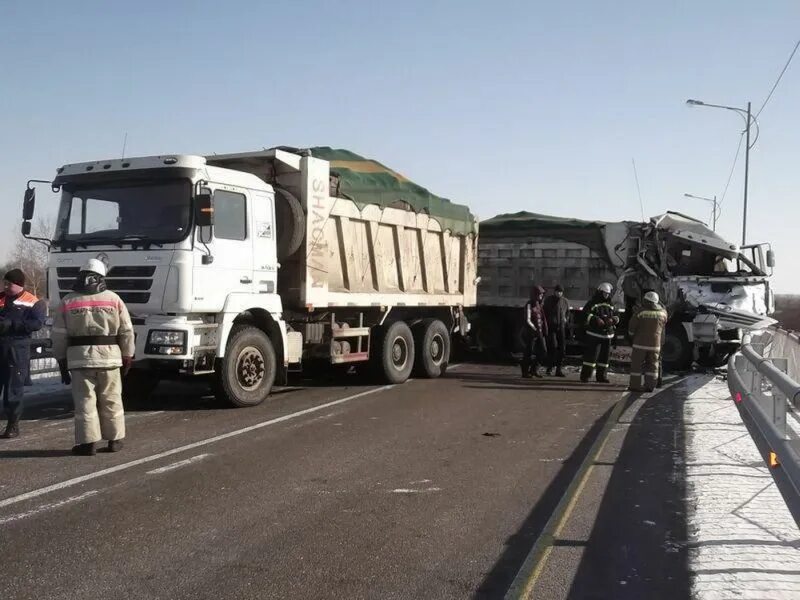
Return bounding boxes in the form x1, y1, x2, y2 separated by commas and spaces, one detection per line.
579, 364, 593, 383
72, 443, 96, 456
520, 363, 531, 378
107, 439, 124, 453
1, 419, 19, 439
555, 367, 566, 378
596, 368, 611, 384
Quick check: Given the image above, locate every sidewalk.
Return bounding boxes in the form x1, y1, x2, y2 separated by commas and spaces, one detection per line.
521, 373, 800, 599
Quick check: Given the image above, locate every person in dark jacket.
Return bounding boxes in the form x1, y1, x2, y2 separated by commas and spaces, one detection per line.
0, 269, 46, 438
544, 284, 570, 377
579, 282, 619, 384
521, 285, 548, 378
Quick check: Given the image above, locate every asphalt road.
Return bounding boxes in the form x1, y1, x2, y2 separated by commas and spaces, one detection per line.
0, 364, 628, 599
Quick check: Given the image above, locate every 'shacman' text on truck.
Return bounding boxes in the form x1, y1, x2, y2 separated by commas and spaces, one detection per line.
472, 211, 776, 368
23, 147, 478, 406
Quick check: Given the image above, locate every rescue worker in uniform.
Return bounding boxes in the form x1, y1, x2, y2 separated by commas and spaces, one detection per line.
628, 291, 668, 392
52, 259, 135, 456
0, 269, 46, 439
580, 282, 619, 383
521, 285, 548, 378
544, 284, 570, 377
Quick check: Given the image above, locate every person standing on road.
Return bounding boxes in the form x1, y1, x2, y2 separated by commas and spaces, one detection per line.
580, 282, 619, 384
521, 285, 548, 378
544, 284, 570, 377
52, 259, 135, 456
0, 269, 46, 439
627, 291, 668, 392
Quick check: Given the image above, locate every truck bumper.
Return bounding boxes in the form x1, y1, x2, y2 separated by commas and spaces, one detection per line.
133, 316, 219, 374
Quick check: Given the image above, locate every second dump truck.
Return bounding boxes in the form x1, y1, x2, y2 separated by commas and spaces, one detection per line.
24, 147, 479, 406
473, 211, 775, 368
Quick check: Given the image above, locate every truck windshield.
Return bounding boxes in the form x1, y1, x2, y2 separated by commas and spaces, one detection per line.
54, 179, 191, 245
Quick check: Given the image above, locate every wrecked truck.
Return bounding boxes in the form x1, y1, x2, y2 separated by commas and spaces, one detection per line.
471, 211, 775, 369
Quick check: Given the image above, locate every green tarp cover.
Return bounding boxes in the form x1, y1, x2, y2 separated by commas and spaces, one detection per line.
305, 147, 477, 236
480, 211, 613, 264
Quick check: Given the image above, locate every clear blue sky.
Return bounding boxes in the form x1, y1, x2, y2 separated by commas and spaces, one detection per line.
2, 0, 799, 292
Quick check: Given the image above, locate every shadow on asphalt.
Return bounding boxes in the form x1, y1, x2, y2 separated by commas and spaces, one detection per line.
453, 371, 628, 393
0, 448, 74, 459
562, 375, 711, 599
473, 401, 615, 599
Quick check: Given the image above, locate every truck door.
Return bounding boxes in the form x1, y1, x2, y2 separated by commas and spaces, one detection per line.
192, 185, 254, 312
250, 190, 278, 295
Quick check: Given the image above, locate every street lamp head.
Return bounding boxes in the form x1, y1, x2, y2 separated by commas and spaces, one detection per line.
686, 99, 705, 106
684, 193, 692, 198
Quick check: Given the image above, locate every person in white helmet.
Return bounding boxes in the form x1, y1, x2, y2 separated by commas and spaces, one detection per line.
580, 282, 619, 383
52, 259, 135, 455
627, 290, 668, 392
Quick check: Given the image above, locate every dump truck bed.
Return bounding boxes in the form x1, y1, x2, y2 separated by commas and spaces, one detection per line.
476, 212, 626, 307
207, 148, 479, 311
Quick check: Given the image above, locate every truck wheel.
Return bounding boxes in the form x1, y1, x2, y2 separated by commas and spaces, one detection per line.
214, 326, 276, 407
122, 371, 160, 409
414, 319, 450, 378
377, 321, 415, 384
275, 188, 305, 260
662, 325, 693, 371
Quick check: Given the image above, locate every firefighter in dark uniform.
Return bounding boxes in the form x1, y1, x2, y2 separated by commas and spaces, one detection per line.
580, 282, 619, 383
0, 269, 46, 439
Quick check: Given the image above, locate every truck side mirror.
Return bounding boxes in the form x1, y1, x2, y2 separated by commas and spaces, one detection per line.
21, 221, 31, 236
195, 193, 214, 227
766, 249, 776, 268
22, 188, 36, 221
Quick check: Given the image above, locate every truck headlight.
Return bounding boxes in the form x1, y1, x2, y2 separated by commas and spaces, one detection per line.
146, 330, 187, 355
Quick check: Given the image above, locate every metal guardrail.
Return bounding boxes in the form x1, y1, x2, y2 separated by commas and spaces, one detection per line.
728, 328, 800, 505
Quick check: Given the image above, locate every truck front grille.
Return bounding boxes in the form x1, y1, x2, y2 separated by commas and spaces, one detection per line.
56, 266, 156, 304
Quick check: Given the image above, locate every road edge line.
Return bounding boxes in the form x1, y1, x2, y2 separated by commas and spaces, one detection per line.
504, 378, 687, 599
503, 391, 629, 599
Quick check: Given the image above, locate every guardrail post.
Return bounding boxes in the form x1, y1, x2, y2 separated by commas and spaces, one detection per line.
769, 357, 789, 440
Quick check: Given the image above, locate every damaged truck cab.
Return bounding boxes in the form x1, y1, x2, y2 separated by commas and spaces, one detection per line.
626, 213, 776, 368
474, 211, 775, 369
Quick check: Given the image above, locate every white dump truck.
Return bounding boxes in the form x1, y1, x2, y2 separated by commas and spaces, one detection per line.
22, 147, 478, 406
473, 211, 775, 368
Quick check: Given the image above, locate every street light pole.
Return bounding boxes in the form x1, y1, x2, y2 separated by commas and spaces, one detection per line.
685, 99, 758, 246
742, 101, 751, 246
683, 193, 719, 231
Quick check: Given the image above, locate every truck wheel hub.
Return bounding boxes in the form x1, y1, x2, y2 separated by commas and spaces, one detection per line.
430, 335, 444, 363
391, 337, 408, 369
237, 346, 265, 390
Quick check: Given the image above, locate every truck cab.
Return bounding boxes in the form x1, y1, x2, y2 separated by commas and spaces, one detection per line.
26, 154, 295, 406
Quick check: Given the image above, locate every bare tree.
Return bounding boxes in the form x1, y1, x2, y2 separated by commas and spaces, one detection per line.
1, 216, 54, 299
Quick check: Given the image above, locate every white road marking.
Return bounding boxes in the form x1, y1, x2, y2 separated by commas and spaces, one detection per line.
0, 385, 393, 511
390, 487, 441, 494
0, 491, 99, 526
147, 453, 210, 475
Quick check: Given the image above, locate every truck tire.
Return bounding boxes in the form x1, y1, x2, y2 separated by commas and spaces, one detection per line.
377, 321, 415, 384
122, 370, 160, 409
413, 319, 450, 378
662, 325, 693, 371
214, 325, 276, 407
275, 188, 305, 260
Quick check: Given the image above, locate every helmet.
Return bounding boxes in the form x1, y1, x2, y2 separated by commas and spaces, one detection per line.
644, 291, 660, 304
81, 258, 107, 277
598, 282, 613, 294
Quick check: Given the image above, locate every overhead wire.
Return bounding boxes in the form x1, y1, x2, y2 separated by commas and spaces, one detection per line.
756, 38, 800, 119
717, 132, 745, 212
